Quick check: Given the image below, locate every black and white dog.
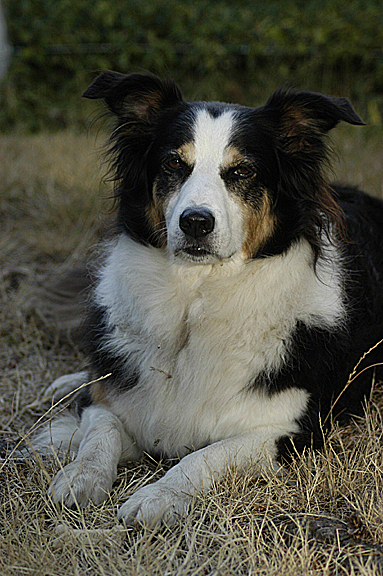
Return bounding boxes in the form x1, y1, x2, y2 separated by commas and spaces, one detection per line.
33, 72, 383, 526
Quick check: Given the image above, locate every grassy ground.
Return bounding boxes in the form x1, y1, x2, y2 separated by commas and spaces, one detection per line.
1, 125, 383, 575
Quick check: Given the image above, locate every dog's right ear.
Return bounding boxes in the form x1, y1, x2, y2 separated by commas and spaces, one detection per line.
82, 71, 184, 122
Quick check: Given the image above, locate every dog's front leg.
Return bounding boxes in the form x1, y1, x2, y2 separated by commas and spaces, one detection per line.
118, 430, 282, 527
49, 405, 141, 508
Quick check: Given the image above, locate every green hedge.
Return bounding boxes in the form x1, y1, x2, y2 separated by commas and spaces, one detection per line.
2, 0, 383, 130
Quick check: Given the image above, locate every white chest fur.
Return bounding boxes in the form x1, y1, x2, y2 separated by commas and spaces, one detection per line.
94, 235, 344, 456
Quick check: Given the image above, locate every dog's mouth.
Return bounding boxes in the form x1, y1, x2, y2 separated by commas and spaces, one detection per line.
185, 245, 210, 257
175, 245, 216, 262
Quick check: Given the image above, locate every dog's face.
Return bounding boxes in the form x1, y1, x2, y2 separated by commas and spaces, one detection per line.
83, 72, 364, 263
151, 105, 279, 263
157, 108, 246, 263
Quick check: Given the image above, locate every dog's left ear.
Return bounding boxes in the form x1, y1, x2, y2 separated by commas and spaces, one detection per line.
263, 88, 365, 153
82, 70, 184, 123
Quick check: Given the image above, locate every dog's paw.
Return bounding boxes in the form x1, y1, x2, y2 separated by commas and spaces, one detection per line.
43, 371, 89, 402
48, 459, 115, 508
117, 479, 192, 527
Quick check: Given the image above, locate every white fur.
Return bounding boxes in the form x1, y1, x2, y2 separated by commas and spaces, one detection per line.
95, 234, 342, 457
42, 371, 89, 402
166, 110, 244, 260
48, 406, 140, 508
35, 231, 344, 524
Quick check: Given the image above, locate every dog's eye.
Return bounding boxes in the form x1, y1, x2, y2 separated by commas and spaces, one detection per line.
233, 164, 254, 179
166, 157, 183, 171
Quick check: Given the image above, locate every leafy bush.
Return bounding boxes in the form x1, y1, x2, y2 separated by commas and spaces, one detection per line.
1, 0, 383, 130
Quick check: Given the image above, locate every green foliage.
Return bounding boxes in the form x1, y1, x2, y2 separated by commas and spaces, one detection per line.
1, 0, 383, 130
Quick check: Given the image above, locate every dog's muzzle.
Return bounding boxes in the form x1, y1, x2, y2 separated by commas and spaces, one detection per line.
176, 208, 216, 260
179, 208, 215, 239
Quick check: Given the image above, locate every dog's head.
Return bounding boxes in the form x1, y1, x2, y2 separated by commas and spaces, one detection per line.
83, 72, 364, 264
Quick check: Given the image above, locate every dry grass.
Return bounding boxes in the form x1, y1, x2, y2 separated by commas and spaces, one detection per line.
1, 127, 383, 575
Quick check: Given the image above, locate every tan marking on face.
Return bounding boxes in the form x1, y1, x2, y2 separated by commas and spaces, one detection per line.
90, 381, 110, 406
177, 142, 195, 164
147, 145, 195, 248
221, 146, 246, 169
146, 181, 168, 248
147, 201, 167, 248
241, 192, 276, 259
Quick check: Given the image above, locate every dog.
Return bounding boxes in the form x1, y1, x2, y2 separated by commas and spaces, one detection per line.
32, 71, 383, 526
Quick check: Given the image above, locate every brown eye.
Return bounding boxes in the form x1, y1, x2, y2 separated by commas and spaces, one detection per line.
233, 164, 254, 178
167, 157, 183, 171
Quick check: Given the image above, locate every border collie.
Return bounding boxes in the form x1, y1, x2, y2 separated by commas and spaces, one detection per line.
32, 72, 383, 526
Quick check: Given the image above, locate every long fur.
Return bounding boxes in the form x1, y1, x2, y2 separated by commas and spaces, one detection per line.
32, 73, 383, 526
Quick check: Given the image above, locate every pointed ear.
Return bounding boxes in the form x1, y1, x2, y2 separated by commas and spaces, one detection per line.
263, 88, 365, 153
82, 71, 184, 122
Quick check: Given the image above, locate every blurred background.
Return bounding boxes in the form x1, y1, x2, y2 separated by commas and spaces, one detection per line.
1, 0, 382, 131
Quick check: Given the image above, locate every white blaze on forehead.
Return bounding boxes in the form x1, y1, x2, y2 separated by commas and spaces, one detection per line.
165, 106, 245, 261
191, 108, 236, 167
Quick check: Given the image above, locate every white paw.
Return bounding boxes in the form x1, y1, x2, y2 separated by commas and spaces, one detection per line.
49, 458, 115, 508
43, 371, 88, 402
117, 479, 192, 527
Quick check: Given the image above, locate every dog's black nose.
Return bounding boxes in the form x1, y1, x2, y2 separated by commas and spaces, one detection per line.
179, 209, 215, 239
